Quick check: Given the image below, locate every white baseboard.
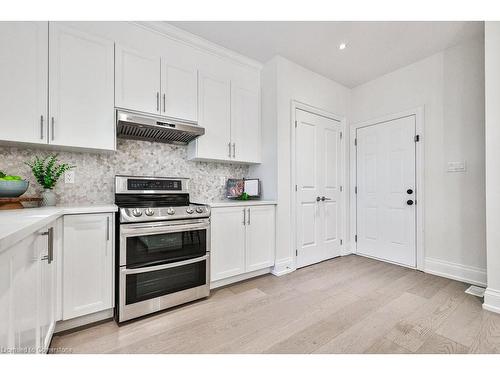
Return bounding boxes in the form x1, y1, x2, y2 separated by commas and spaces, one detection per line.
483, 288, 500, 314
55, 308, 114, 333
271, 257, 295, 276
210, 267, 272, 289
424, 257, 487, 287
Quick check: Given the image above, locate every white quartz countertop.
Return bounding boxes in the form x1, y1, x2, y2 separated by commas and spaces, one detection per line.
0, 204, 117, 253
199, 200, 277, 208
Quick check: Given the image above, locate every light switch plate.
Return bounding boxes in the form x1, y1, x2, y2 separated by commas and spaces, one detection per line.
447, 161, 466, 173
64, 170, 75, 184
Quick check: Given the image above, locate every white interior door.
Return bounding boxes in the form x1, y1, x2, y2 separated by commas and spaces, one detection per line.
296, 109, 342, 268
356, 115, 416, 267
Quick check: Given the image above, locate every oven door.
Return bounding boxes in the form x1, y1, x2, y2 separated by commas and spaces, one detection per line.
119, 254, 210, 322
119, 218, 210, 268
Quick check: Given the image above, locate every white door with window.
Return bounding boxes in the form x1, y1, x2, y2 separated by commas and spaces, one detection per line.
296, 109, 342, 268
356, 115, 416, 267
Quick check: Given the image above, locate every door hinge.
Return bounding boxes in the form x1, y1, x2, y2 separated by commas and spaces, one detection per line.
340, 239, 343, 245
296, 249, 298, 256
355, 235, 358, 242
355, 186, 357, 194
340, 185, 343, 192
340, 131, 343, 140
414, 134, 420, 142
354, 138, 357, 146
295, 120, 298, 128
295, 185, 297, 191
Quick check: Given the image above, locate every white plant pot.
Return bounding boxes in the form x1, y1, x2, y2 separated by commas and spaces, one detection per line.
41, 189, 56, 207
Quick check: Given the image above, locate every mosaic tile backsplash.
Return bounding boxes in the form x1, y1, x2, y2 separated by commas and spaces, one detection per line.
0, 139, 249, 205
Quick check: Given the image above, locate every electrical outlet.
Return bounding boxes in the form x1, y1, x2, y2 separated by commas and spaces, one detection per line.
64, 170, 75, 184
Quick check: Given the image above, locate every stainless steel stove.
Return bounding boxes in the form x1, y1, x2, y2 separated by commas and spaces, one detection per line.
114, 175, 211, 323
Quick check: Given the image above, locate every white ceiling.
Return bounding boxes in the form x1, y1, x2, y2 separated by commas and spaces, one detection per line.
168, 21, 483, 88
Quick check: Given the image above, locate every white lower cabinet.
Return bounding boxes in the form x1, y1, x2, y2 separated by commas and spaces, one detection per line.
0, 222, 57, 354
210, 204, 275, 284
62, 213, 114, 320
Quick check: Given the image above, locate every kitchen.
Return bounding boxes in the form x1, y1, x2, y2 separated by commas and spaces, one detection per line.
2, 2, 500, 372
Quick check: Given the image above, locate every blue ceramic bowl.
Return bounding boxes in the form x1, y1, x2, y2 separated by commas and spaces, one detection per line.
0, 180, 29, 197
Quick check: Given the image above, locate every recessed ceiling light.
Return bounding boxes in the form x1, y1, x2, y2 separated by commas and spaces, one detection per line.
339, 43, 347, 50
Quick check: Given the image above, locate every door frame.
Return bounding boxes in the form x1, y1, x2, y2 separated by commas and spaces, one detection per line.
350, 107, 425, 270
291, 100, 347, 270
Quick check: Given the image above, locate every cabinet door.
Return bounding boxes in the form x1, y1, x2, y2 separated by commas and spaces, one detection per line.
48, 23, 115, 150
231, 84, 261, 163
193, 71, 231, 161
0, 245, 12, 350
38, 225, 56, 352
210, 207, 246, 281
63, 213, 113, 320
0, 22, 48, 144
115, 44, 161, 115
161, 59, 197, 122
10, 233, 40, 352
245, 206, 275, 272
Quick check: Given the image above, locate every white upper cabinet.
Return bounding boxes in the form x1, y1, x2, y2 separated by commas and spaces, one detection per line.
190, 70, 232, 161
49, 23, 115, 150
188, 69, 261, 164
115, 45, 198, 122
63, 213, 113, 320
161, 59, 198, 122
115, 44, 161, 115
0, 22, 48, 144
231, 84, 261, 163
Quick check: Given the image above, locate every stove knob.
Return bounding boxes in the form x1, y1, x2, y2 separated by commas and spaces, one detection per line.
131, 208, 143, 217
186, 207, 194, 214
144, 208, 155, 216
166, 207, 175, 215
195, 207, 204, 214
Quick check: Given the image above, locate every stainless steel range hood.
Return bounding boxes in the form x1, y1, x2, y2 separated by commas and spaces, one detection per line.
116, 110, 205, 145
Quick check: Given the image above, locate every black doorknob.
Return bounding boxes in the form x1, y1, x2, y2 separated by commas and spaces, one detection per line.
407, 200, 414, 206
407, 189, 413, 194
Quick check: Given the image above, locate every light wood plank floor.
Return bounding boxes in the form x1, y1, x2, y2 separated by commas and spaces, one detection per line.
51, 255, 500, 354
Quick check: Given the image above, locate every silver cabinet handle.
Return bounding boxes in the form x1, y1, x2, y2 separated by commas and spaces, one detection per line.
163, 93, 166, 112
228, 142, 232, 158
243, 208, 246, 225
40, 115, 44, 139
247, 208, 251, 225
51, 117, 55, 141
156, 92, 160, 111
232, 143, 236, 158
41, 227, 54, 264
106, 216, 110, 241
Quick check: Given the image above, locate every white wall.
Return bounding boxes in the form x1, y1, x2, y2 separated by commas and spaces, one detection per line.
350, 35, 486, 285
484, 22, 500, 313
250, 56, 350, 274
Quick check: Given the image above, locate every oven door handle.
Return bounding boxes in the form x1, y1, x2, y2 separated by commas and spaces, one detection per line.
122, 254, 209, 275
121, 221, 210, 236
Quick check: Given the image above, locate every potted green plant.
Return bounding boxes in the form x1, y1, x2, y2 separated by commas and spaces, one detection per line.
25, 155, 75, 206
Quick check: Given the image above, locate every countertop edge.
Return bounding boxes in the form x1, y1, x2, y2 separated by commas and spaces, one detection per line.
196, 200, 277, 208
0, 204, 118, 254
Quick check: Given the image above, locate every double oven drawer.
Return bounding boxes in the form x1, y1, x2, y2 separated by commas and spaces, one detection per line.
117, 218, 210, 322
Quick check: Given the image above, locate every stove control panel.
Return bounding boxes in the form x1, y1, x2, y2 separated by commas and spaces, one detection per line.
120, 205, 210, 223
